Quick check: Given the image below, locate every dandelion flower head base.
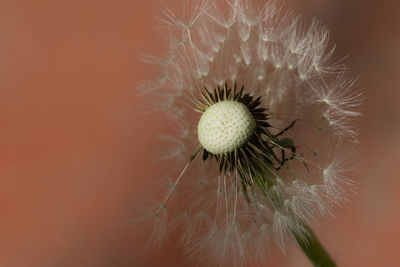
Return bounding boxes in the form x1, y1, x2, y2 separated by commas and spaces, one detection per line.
195, 84, 298, 178
197, 85, 256, 155
198, 100, 256, 155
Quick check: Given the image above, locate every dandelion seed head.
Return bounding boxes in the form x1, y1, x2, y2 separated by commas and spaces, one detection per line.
137, 0, 363, 266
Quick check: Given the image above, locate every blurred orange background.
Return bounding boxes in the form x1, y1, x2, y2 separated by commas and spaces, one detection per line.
0, 0, 399, 266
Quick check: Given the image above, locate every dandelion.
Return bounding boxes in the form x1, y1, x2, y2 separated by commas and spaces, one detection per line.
137, 0, 363, 266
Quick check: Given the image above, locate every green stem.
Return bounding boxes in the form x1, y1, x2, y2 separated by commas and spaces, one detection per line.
293, 225, 337, 267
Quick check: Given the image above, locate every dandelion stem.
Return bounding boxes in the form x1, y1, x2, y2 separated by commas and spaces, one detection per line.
293, 225, 336, 267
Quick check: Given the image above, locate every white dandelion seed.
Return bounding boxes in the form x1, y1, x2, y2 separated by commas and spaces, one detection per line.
137, 0, 363, 266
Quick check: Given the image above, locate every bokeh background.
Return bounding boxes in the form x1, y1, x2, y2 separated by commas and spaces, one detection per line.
0, 0, 399, 266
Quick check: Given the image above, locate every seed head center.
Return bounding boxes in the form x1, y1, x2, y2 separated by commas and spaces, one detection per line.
197, 100, 256, 155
